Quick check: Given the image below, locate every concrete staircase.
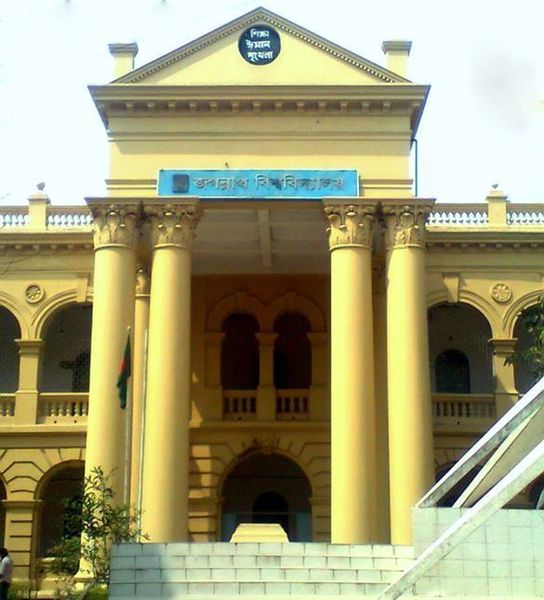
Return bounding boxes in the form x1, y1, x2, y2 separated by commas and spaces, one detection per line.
109, 542, 414, 599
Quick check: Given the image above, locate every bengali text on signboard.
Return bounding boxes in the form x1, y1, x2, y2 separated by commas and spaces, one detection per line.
157, 169, 359, 199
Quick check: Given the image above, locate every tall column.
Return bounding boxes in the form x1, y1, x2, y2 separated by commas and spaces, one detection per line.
130, 266, 150, 508
383, 200, 435, 544
324, 201, 376, 543
14, 339, 42, 425
141, 202, 200, 542
256, 333, 277, 421
85, 202, 138, 499
489, 338, 518, 417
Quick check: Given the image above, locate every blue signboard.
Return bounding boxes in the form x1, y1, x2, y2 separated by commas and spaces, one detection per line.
157, 169, 359, 199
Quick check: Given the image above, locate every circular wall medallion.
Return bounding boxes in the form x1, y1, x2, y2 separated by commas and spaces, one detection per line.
25, 283, 45, 304
238, 25, 281, 65
491, 283, 512, 303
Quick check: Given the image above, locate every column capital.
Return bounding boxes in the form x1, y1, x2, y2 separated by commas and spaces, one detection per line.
15, 339, 43, 354
87, 201, 142, 249
135, 265, 151, 297
146, 202, 201, 250
489, 338, 518, 356
382, 199, 434, 250
323, 202, 376, 250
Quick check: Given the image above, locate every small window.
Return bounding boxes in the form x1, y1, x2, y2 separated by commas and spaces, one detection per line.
435, 349, 470, 393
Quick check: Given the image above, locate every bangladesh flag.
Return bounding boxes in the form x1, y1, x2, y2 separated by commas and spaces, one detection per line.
117, 331, 131, 410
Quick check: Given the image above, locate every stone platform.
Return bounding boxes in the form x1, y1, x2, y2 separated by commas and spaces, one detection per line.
109, 542, 414, 598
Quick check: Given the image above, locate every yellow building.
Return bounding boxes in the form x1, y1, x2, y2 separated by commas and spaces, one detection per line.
1, 8, 544, 594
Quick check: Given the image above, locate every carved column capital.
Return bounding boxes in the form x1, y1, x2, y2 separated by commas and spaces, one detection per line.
323, 202, 376, 250
88, 203, 141, 249
382, 201, 434, 250
146, 203, 201, 249
135, 266, 151, 297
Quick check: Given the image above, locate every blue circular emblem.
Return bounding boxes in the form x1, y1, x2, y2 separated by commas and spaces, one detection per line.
238, 25, 281, 65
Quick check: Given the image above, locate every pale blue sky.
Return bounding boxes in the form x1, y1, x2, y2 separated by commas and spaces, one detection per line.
1, 0, 543, 205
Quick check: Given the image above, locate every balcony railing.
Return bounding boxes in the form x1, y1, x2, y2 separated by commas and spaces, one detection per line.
0, 394, 15, 417
432, 393, 496, 429
223, 390, 257, 420
276, 389, 310, 420
38, 393, 89, 424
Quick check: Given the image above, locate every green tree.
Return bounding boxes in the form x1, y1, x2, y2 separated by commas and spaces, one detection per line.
506, 296, 544, 382
49, 467, 146, 592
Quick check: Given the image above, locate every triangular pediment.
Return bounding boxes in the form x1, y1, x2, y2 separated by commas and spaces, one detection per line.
114, 7, 408, 86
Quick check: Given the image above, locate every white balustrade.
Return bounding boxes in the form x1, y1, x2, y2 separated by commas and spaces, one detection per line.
0, 211, 28, 228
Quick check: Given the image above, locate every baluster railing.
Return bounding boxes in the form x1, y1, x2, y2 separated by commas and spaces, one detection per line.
275, 389, 310, 420
0, 394, 16, 417
222, 390, 257, 420
38, 393, 89, 424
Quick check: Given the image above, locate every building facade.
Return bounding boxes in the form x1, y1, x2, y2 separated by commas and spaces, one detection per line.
1, 8, 543, 593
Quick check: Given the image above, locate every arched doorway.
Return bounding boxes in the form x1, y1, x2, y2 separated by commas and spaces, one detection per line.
37, 464, 84, 559
221, 453, 312, 542
0, 307, 20, 393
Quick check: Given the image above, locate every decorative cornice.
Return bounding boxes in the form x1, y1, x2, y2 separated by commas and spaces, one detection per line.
146, 202, 201, 249
383, 201, 434, 250
323, 202, 375, 249
113, 8, 406, 85
90, 84, 429, 129
87, 203, 141, 249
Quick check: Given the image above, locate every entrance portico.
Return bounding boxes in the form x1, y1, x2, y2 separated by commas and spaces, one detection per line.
84, 193, 434, 545
83, 6, 434, 546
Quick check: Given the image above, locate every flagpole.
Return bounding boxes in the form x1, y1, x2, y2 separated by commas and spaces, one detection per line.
137, 328, 148, 537
124, 326, 132, 505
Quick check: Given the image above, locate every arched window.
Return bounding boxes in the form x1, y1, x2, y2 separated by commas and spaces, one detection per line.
435, 349, 470, 393
513, 305, 541, 393
428, 304, 493, 393
38, 465, 84, 559
273, 313, 311, 389
41, 305, 92, 392
221, 313, 259, 390
0, 307, 20, 393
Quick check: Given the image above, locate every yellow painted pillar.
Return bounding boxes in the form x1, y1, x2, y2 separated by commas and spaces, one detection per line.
141, 202, 200, 542
323, 201, 376, 543
85, 201, 138, 499
14, 340, 42, 425
489, 338, 519, 417
130, 267, 150, 508
256, 333, 277, 421
383, 200, 435, 544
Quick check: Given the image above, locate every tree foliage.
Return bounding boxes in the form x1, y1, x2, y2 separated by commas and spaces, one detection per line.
49, 467, 146, 587
506, 296, 544, 381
